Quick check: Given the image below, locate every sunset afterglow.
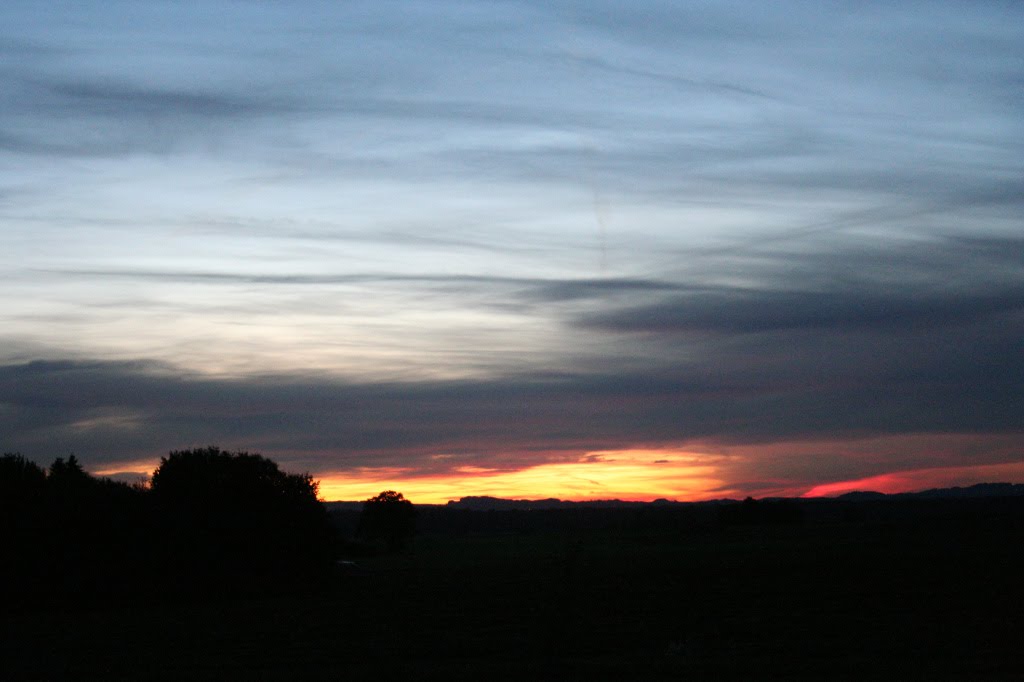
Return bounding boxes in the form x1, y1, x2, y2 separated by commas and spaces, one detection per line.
802, 461, 1024, 499
2, 1, 1021, 500
317, 449, 730, 503
5, 5, 1021, 679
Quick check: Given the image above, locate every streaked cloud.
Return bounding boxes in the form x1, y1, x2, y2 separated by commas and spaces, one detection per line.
1, 1, 1021, 498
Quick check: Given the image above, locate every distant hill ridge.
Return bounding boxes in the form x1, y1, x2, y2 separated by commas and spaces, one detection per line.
323, 482, 1024, 509
443, 496, 676, 511
442, 483, 1024, 510
838, 482, 1024, 501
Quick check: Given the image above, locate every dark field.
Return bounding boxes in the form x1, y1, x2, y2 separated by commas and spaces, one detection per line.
4, 497, 1022, 680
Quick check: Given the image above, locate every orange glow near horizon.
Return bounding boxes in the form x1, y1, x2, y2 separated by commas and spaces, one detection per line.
85, 438, 1024, 504
91, 459, 162, 479
317, 449, 733, 503
802, 460, 1024, 498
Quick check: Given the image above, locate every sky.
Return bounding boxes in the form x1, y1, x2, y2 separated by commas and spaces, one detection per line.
2, 0, 1022, 502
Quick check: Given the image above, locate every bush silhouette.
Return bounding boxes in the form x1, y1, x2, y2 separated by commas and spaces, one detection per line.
0, 453, 46, 511
357, 490, 416, 550
0, 447, 336, 602
0, 452, 46, 486
0, 453, 150, 602
0, 454, 48, 592
150, 447, 335, 590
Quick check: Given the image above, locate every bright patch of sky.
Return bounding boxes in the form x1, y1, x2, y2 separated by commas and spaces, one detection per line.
2, 2, 1023, 496
4, 1, 1020, 378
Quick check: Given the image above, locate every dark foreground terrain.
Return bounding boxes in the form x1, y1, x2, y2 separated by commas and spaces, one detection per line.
4, 495, 1022, 680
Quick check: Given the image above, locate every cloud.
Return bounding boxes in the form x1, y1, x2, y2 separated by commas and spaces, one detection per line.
582, 233, 1024, 332
3, 239, 1022, 490
2, 296, 1021, 476
43, 266, 690, 301
581, 285, 1024, 335
39, 79, 273, 118
4, 235, 1019, 450
1, 1, 1022, 497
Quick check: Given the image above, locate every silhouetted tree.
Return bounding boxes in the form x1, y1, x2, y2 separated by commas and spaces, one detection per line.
2, 447, 336, 601
48, 454, 87, 481
150, 446, 335, 590
0, 452, 152, 602
357, 490, 416, 551
45, 455, 99, 526
0, 453, 46, 508
45, 455, 150, 598
718, 496, 803, 526
0, 454, 48, 593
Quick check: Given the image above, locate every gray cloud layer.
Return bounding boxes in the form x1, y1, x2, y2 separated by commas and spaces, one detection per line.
3, 237, 1021, 479
2, 1, 1022, 490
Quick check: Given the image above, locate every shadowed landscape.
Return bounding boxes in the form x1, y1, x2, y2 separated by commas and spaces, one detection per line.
3, 2, 1024, 679
3, 449, 1022, 680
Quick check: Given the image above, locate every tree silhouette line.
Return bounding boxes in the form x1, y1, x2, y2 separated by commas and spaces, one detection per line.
0, 447, 414, 604
356, 490, 416, 551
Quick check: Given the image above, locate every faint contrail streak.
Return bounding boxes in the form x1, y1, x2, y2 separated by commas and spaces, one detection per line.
561, 32, 609, 275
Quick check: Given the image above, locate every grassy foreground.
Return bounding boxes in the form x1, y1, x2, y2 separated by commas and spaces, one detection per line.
3, 499, 1021, 680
